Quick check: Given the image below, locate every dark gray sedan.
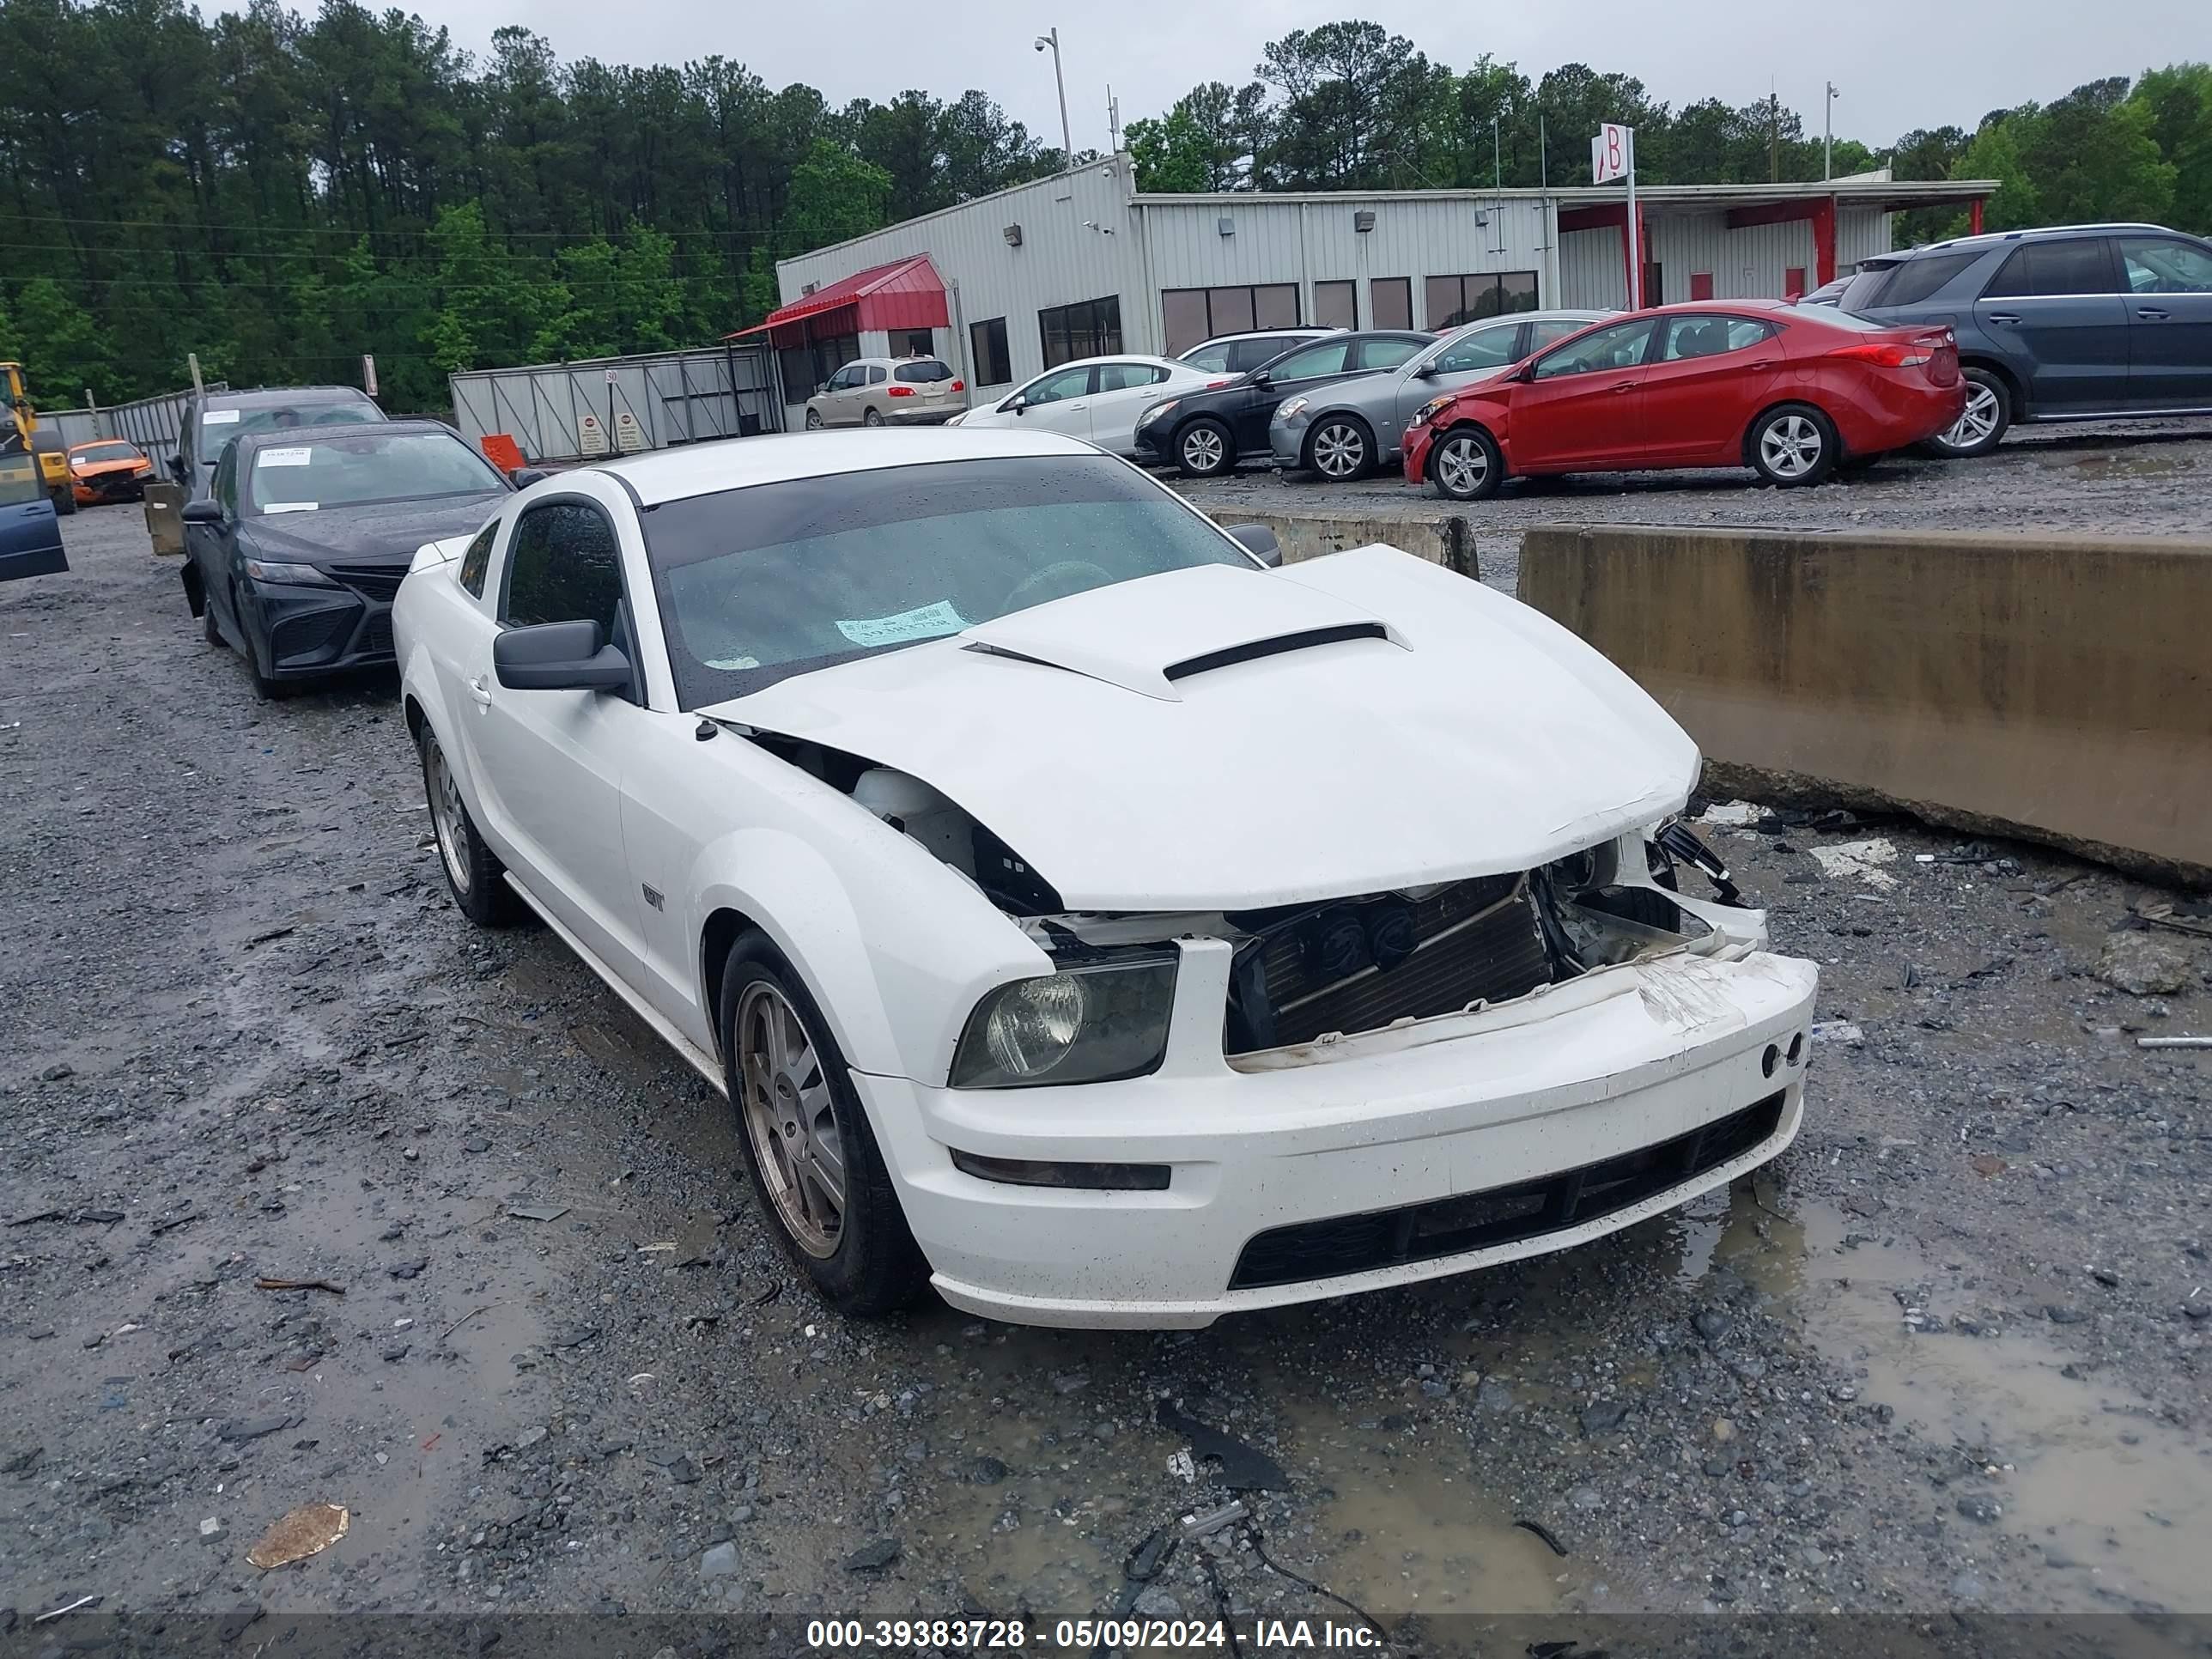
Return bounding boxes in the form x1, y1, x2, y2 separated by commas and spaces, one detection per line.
1269, 309, 1607, 479
182, 422, 508, 698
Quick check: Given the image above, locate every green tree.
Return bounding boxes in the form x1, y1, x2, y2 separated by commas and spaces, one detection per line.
1126, 110, 1213, 193
2128, 64, 2212, 234
13, 277, 113, 404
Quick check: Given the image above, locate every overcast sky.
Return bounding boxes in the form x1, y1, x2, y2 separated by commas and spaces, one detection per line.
256, 0, 2203, 153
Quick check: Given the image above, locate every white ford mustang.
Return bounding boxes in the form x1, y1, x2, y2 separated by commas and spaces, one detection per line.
394, 428, 1817, 1328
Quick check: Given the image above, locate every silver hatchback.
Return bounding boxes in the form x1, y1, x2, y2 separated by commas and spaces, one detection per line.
1270, 310, 1607, 478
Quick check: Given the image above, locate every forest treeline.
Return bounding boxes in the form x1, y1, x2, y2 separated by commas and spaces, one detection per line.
1, 2, 2204, 410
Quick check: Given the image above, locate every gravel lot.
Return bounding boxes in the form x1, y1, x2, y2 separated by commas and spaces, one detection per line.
1176, 416, 2212, 591
2, 470, 2208, 1640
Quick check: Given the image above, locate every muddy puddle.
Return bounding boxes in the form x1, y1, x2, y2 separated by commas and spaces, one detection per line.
1676, 1186, 2212, 1611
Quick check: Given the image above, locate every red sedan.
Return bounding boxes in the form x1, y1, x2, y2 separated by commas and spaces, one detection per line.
1401, 301, 1963, 500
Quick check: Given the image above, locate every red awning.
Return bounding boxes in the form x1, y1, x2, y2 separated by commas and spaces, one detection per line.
725, 253, 950, 342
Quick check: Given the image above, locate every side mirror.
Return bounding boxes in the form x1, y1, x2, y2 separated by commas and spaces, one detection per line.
1411, 362, 1438, 379
1227, 523, 1282, 568
1249, 371, 1273, 388
510, 467, 550, 488
181, 499, 223, 525
494, 619, 632, 692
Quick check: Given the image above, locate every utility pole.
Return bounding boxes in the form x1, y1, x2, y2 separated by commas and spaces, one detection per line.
1035, 28, 1073, 165
1492, 115, 1502, 191
1769, 87, 1780, 183
1538, 110, 1547, 188
1824, 81, 1839, 180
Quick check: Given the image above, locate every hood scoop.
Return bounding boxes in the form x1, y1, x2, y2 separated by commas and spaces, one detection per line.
957, 564, 1402, 701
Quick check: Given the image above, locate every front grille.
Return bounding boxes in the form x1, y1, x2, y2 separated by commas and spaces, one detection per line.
325, 563, 406, 601
355, 609, 394, 659
1228, 1091, 1789, 1291
1226, 874, 1555, 1054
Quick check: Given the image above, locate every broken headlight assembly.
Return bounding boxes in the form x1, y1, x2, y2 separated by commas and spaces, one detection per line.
950, 947, 1179, 1089
1407, 393, 1454, 429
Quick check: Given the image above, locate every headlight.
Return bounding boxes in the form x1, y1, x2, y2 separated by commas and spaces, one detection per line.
1139, 399, 1180, 428
1276, 398, 1310, 422
951, 948, 1179, 1089
242, 557, 337, 586
945, 412, 966, 427
1408, 395, 1454, 429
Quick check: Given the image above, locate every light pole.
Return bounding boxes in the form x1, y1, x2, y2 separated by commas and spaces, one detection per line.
1492, 115, 1501, 190
1035, 28, 1073, 166
1824, 81, 1839, 180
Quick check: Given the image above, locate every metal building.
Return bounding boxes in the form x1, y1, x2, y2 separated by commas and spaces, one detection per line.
764, 154, 1992, 422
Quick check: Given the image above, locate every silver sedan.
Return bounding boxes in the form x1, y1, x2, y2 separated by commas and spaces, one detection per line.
1270, 310, 1609, 480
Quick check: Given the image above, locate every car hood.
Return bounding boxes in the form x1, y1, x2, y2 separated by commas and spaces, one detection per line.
242, 493, 505, 566
703, 548, 1698, 911
74, 458, 149, 477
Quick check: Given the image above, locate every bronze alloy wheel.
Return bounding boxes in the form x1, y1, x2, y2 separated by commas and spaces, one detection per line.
735, 980, 847, 1258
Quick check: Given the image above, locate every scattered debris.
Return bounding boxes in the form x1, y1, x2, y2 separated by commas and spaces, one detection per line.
386, 1258, 429, 1280
220, 1414, 303, 1442
1970, 1154, 2008, 1177
506, 1202, 570, 1223
1808, 837, 1899, 891
1155, 1400, 1289, 1491
1180, 1499, 1249, 1541
245, 1501, 349, 1570
1514, 1517, 1571, 1558
2095, 931, 2194, 997
2134, 899, 2212, 940
1698, 801, 1761, 828
841, 1536, 902, 1572
246, 926, 296, 947
33, 1594, 101, 1623
1166, 1449, 1197, 1485
2138, 1036, 2212, 1050
7, 1206, 64, 1227
440, 1305, 489, 1340
635, 1241, 678, 1254
255, 1277, 344, 1295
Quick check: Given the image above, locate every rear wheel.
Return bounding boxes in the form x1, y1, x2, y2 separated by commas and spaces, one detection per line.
1429, 426, 1503, 501
1748, 404, 1838, 488
1923, 368, 2009, 459
862, 408, 884, 428
418, 721, 515, 927
1174, 417, 1236, 478
1305, 415, 1373, 481
720, 933, 928, 1317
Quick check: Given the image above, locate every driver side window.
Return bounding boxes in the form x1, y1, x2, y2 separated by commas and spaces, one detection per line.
1531, 319, 1657, 380
502, 501, 624, 644
213, 443, 240, 517
1024, 367, 1094, 405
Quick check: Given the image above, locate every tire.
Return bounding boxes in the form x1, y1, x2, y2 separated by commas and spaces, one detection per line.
1305, 415, 1373, 481
51, 484, 76, 517
804, 409, 823, 429
1173, 417, 1236, 478
1747, 404, 1838, 488
232, 585, 287, 700
1921, 368, 2010, 459
862, 408, 884, 428
201, 591, 222, 647
719, 932, 929, 1317
418, 720, 516, 927
1428, 425, 1503, 501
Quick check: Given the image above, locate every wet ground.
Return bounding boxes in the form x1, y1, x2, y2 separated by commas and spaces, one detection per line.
2, 462, 2208, 1639
1176, 414, 2212, 590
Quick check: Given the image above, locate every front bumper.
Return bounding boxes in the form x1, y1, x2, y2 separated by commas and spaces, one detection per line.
239, 577, 395, 680
74, 470, 151, 505
1268, 413, 1310, 468
860, 947, 1818, 1328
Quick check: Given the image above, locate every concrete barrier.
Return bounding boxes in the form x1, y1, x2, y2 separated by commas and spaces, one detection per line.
1516, 523, 2212, 887
1210, 507, 1475, 577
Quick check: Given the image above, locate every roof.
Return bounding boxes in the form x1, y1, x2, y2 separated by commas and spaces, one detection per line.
592, 428, 1099, 506
229, 419, 451, 447
1133, 179, 1996, 210
1898, 221, 2184, 257
198, 386, 379, 408
726, 254, 947, 340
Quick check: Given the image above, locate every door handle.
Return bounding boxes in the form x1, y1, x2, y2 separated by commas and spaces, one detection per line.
467, 675, 491, 707
1985, 312, 2021, 324
1749, 360, 1778, 371
1609, 380, 1638, 392
2136, 307, 2170, 320
1068, 402, 1088, 410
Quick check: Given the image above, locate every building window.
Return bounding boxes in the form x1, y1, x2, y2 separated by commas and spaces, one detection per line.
776, 333, 861, 403
893, 327, 934, 357
1424, 271, 1540, 330
969, 318, 1012, 387
1038, 296, 1122, 368
1158, 284, 1300, 356
1313, 280, 1357, 331
1370, 277, 1412, 331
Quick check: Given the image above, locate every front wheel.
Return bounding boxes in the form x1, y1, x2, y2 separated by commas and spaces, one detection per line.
1306, 416, 1372, 481
419, 722, 516, 927
1748, 404, 1838, 488
1429, 426, 1503, 501
1174, 417, 1236, 478
720, 934, 928, 1317
804, 409, 823, 430
1922, 368, 2009, 459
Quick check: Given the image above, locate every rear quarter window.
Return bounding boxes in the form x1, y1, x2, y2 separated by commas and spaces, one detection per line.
1868, 251, 1986, 308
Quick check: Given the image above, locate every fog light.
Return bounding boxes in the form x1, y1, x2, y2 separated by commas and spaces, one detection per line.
1786, 1032, 1805, 1066
950, 1151, 1170, 1191
1761, 1042, 1780, 1078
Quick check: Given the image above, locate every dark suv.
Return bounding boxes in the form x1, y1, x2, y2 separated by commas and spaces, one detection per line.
1842, 223, 2212, 456
1134, 331, 1433, 477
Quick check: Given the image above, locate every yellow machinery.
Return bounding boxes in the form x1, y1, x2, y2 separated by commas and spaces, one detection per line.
1, 362, 78, 515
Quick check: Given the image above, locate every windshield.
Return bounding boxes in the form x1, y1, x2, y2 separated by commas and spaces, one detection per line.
200, 399, 382, 471
244, 431, 504, 515
645, 454, 1258, 707
73, 442, 142, 465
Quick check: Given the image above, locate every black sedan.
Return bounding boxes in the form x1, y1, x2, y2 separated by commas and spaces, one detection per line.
1133, 330, 1432, 477
184, 422, 509, 697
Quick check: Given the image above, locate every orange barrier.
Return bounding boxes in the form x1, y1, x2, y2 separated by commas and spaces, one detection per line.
479, 433, 527, 476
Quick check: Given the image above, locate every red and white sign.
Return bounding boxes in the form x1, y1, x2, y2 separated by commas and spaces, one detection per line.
1592, 124, 1633, 184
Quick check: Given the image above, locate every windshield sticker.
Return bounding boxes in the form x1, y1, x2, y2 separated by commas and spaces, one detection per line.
202, 409, 241, 424
258, 447, 313, 468
264, 501, 319, 514
704, 654, 761, 672
833, 599, 969, 648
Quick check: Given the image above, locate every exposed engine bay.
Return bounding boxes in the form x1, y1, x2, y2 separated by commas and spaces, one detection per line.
749, 730, 1757, 1064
